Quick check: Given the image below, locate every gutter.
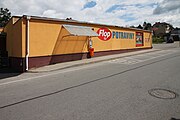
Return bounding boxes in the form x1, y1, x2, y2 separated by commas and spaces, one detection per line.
25, 15, 31, 71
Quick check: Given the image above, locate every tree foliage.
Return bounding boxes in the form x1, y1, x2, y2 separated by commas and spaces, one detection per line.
137, 24, 143, 29
143, 22, 152, 30
0, 8, 11, 27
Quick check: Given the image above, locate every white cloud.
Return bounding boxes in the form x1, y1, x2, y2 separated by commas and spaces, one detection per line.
42, 10, 65, 18
0, 0, 179, 27
153, 0, 180, 14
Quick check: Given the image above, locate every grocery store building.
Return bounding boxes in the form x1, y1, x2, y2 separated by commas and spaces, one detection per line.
1, 15, 152, 72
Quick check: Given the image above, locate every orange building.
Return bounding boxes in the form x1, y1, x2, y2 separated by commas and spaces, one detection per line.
1, 15, 152, 72
0, 28, 3, 32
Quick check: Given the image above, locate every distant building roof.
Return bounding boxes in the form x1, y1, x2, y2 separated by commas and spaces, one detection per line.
153, 22, 173, 28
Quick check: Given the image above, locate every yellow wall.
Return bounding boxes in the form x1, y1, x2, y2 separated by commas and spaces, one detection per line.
52, 27, 88, 55
143, 32, 152, 47
5, 17, 152, 58
92, 28, 136, 51
27, 20, 89, 57
12, 19, 23, 57
22, 18, 26, 57
28, 20, 61, 57
0, 28, 3, 32
4, 19, 13, 56
4, 18, 23, 57
27, 19, 152, 57
91, 28, 152, 51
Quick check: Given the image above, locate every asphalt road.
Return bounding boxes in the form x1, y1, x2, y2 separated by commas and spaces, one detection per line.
0, 46, 180, 120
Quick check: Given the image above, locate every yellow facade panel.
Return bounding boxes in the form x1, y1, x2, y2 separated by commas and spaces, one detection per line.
0, 28, 3, 32
12, 19, 22, 57
144, 32, 152, 47
92, 37, 112, 51
22, 19, 26, 57
4, 16, 152, 58
4, 19, 13, 57
4, 18, 23, 57
29, 21, 61, 57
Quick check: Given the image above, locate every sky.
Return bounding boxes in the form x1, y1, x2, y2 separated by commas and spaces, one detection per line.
1, 0, 180, 27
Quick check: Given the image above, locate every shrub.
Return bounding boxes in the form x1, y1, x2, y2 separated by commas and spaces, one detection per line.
152, 36, 165, 44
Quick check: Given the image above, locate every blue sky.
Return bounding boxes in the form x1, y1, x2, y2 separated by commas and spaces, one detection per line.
1, 0, 180, 27
81, 0, 159, 25
83, 1, 97, 9
106, 5, 126, 13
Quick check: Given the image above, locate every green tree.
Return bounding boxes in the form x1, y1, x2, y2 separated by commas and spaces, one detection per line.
143, 22, 152, 30
137, 24, 143, 29
0, 8, 11, 27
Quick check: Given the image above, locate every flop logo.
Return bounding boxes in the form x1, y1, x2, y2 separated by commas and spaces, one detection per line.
97, 28, 112, 41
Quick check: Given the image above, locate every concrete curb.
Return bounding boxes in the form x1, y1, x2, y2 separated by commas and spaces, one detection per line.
28, 49, 161, 73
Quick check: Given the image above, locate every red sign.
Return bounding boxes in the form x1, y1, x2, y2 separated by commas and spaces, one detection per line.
136, 32, 143, 47
97, 28, 112, 41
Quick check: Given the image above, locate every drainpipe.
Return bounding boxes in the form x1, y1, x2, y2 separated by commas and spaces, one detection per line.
26, 16, 31, 71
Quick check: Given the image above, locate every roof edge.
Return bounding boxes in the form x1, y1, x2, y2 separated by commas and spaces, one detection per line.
19, 15, 151, 33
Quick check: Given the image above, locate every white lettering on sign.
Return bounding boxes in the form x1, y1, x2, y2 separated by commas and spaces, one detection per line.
99, 30, 111, 39
97, 28, 112, 41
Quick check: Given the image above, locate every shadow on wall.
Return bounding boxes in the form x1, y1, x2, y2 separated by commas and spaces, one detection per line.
28, 27, 91, 69
50, 28, 89, 64
0, 68, 21, 79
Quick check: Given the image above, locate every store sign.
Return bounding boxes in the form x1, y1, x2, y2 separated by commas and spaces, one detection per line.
97, 28, 135, 41
97, 28, 112, 41
112, 31, 134, 39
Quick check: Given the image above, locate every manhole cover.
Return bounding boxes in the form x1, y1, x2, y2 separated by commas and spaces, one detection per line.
148, 88, 177, 99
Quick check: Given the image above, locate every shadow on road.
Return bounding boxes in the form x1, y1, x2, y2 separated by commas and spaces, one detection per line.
0, 68, 21, 79
171, 118, 180, 120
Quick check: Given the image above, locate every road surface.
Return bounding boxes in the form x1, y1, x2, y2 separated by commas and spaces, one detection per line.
0, 45, 180, 120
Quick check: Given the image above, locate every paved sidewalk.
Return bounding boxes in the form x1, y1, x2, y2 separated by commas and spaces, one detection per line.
28, 49, 160, 73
